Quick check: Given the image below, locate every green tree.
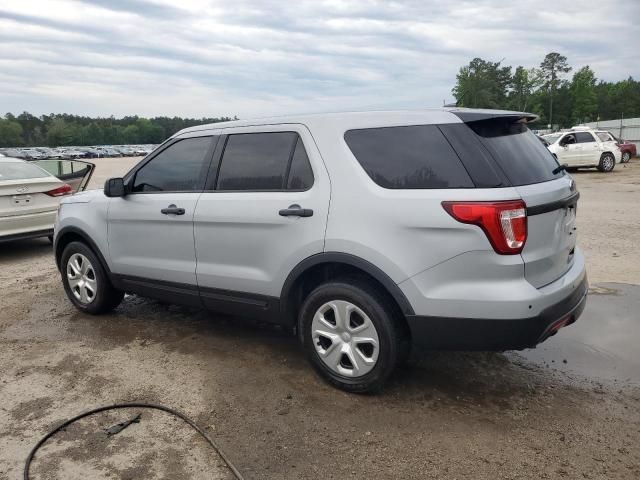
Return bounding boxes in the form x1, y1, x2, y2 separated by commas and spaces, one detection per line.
0, 118, 24, 147
539, 52, 572, 126
452, 58, 512, 108
508, 67, 543, 111
46, 118, 75, 146
571, 66, 597, 124
123, 124, 140, 144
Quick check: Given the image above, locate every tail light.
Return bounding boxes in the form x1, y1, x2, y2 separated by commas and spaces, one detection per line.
442, 200, 527, 254
45, 184, 72, 197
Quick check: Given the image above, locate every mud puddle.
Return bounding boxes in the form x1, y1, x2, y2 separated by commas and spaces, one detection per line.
515, 283, 640, 385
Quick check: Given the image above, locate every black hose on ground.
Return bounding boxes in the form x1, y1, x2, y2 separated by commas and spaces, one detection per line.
24, 402, 245, 480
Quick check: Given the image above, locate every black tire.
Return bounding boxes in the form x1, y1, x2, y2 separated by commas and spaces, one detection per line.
299, 279, 405, 393
597, 153, 616, 172
60, 241, 124, 314
621, 152, 631, 163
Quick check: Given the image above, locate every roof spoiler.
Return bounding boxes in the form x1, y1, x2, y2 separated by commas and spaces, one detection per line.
450, 109, 539, 124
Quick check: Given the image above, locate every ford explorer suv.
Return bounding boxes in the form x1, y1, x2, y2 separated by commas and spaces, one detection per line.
543, 127, 621, 172
54, 109, 588, 392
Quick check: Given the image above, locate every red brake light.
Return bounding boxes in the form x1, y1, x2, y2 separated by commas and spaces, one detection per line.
45, 184, 72, 197
442, 200, 527, 255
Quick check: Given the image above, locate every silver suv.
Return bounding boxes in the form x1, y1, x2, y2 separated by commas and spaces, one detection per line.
54, 109, 588, 392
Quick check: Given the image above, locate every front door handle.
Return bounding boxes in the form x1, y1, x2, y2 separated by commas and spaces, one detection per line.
161, 204, 185, 215
279, 204, 313, 217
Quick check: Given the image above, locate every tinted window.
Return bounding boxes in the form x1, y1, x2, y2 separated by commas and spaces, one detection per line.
438, 124, 507, 187
132, 137, 212, 192
216, 132, 297, 190
286, 138, 314, 190
0, 161, 50, 180
467, 120, 563, 186
344, 125, 474, 189
575, 132, 596, 143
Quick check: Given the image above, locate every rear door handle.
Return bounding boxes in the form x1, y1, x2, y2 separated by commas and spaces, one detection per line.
161, 204, 185, 215
279, 204, 313, 217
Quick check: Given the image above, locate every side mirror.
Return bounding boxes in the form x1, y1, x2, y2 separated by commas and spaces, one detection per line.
104, 177, 126, 197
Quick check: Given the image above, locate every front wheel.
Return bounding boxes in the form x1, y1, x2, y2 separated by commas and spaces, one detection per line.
621, 152, 631, 163
597, 153, 616, 172
299, 280, 404, 393
61, 241, 124, 314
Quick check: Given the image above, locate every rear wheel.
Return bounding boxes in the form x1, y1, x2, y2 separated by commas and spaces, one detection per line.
61, 241, 123, 314
597, 153, 615, 172
621, 152, 631, 163
300, 279, 404, 393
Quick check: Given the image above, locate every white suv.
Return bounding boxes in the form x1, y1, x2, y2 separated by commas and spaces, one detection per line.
543, 127, 621, 172
54, 109, 588, 392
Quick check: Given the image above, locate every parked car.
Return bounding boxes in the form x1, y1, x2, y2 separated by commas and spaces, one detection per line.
595, 132, 637, 163
543, 127, 621, 172
0, 157, 93, 243
54, 109, 587, 392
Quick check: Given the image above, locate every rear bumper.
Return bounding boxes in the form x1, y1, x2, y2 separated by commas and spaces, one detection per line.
405, 275, 588, 351
0, 210, 56, 242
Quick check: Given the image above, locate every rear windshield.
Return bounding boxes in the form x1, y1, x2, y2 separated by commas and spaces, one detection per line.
0, 161, 51, 181
344, 125, 474, 189
466, 119, 564, 186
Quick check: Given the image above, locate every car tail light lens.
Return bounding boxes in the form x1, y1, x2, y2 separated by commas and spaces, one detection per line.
442, 200, 527, 254
45, 184, 72, 197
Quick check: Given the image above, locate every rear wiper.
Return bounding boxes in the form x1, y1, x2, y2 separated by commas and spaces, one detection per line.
552, 163, 568, 175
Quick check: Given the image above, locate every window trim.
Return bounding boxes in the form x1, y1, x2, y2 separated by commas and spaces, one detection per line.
206, 131, 315, 193
124, 134, 218, 195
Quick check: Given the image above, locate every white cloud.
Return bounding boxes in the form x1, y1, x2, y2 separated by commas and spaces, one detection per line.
0, 0, 638, 118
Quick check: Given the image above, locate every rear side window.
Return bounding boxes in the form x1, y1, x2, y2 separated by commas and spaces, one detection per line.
216, 132, 313, 191
575, 132, 596, 143
0, 161, 50, 180
132, 136, 213, 192
344, 125, 474, 189
286, 138, 314, 190
466, 120, 563, 186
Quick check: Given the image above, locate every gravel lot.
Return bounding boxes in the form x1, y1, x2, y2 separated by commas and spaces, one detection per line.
0, 158, 639, 479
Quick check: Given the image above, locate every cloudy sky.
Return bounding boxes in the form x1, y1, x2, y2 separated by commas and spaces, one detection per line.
1, 0, 639, 118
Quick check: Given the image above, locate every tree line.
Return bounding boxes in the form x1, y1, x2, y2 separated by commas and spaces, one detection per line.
0, 113, 236, 148
452, 52, 640, 128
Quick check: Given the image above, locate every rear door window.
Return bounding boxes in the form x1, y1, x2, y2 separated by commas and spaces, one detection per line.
216, 132, 313, 191
465, 119, 564, 186
575, 132, 596, 143
344, 125, 474, 189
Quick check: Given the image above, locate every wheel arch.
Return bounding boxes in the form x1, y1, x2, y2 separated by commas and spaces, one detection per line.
55, 226, 111, 275
280, 252, 415, 333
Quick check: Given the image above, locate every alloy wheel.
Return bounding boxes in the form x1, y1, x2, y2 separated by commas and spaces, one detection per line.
311, 300, 380, 377
66, 253, 97, 304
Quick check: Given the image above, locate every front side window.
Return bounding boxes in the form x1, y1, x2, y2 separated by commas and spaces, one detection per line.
132, 136, 213, 192
344, 125, 474, 189
216, 132, 313, 191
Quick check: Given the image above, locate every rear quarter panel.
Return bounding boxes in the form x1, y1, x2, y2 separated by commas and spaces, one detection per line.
307, 115, 523, 283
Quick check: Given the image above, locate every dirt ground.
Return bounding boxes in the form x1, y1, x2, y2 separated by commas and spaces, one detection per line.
1, 157, 639, 479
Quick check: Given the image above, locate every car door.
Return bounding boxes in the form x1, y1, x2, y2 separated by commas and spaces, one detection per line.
574, 131, 599, 165
555, 133, 582, 166
107, 134, 217, 302
193, 125, 330, 320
